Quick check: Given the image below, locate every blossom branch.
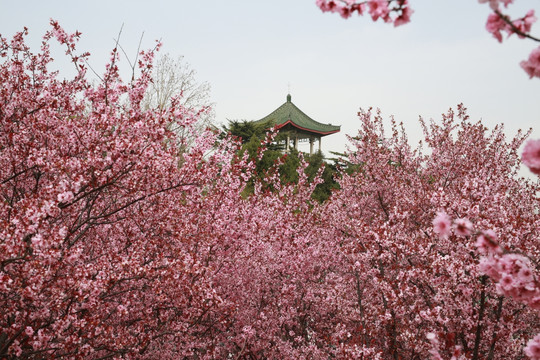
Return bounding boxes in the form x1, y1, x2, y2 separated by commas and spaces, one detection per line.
495, 10, 540, 42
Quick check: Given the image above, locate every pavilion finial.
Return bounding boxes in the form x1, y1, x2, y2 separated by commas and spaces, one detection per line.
287, 93, 291, 102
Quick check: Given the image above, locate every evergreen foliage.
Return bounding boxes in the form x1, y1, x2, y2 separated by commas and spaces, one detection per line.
222, 120, 338, 202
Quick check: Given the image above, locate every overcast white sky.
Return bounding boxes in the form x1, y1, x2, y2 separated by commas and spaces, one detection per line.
1, 1, 539, 167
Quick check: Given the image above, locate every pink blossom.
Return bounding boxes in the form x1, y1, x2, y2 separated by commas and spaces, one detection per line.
315, 0, 330, 12
316, 0, 338, 12
522, 138, 540, 174
50, 20, 68, 43
326, 0, 338, 12
451, 346, 463, 359
475, 229, 501, 254
57, 190, 74, 203
367, 0, 390, 22
479, 256, 502, 281
482, 253, 540, 308
394, 5, 414, 27
521, 47, 540, 79
433, 211, 451, 238
242, 325, 256, 338
525, 334, 540, 360
499, 274, 514, 291
524, 9, 537, 27
479, 0, 500, 11
25, 326, 34, 336
453, 218, 473, 236
117, 304, 128, 315
478, 0, 514, 10
351, 3, 366, 16
519, 266, 535, 284
486, 13, 508, 42
11, 341, 22, 357
31, 233, 44, 248
338, 5, 352, 19
512, 10, 537, 38
531, 296, 540, 310
426, 332, 444, 360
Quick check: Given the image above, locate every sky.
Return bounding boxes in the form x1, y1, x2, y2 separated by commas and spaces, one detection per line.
1, 0, 539, 172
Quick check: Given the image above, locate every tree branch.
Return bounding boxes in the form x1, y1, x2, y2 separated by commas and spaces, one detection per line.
495, 10, 540, 43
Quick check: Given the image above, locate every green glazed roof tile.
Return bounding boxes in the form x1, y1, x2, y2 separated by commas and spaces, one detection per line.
252, 94, 340, 136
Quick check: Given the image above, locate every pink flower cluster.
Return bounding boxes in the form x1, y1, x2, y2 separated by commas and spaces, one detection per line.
479, 253, 540, 308
432, 212, 539, 310
432, 211, 472, 239
521, 47, 540, 79
485, 10, 537, 43
432, 209, 540, 360
316, 0, 413, 26
514, 10, 538, 39
473, 217, 540, 360
478, 0, 539, 79
475, 229, 501, 254
486, 13, 511, 42
426, 332, 463, 360
479, 0, 514, 11
522, 139, 540, 174
525, 334, 540, 360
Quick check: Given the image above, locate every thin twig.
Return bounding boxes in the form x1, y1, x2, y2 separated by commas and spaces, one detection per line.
83, 57, 103, 82
132, 31, 145, 82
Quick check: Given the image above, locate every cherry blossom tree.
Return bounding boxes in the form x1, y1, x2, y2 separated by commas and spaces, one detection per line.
0, 21, 243, 359
427, 137, 540, 360
317, 106, 540, 358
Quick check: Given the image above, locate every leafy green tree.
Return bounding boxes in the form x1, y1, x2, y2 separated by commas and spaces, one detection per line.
304, 151, 339, 202
222, 120, 338, 202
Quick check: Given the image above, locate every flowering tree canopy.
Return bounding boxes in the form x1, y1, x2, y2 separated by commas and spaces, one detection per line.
0, 21, 245, 358
1, 22, 539, 359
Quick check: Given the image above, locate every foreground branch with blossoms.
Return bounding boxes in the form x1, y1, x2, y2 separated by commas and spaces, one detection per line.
315, 0, 540, 79
316, 0, 413, 25
1, 23, 539, 359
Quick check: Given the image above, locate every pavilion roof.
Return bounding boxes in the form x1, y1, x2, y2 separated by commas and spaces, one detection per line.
253, 94, 340, 136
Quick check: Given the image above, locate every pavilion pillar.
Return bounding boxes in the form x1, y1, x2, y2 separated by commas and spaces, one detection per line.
294, 133, 298, 150
309, 138, 314, 155
286, 133, 290, 153
318, 136, 321, 153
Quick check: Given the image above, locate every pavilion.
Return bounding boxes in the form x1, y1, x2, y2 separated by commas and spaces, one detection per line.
252, 94, 340, 155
